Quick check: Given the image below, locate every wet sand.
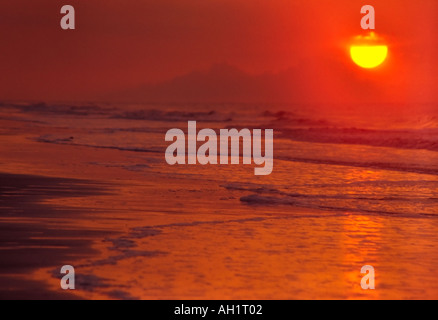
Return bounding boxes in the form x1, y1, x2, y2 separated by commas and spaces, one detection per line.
0, 172, 113, 299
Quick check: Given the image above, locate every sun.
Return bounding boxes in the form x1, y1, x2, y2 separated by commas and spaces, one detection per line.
350, 45, 388, 69
349, 32, 388, 69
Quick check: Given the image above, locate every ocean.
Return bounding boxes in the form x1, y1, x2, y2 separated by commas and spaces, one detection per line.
0, 101, 437, 299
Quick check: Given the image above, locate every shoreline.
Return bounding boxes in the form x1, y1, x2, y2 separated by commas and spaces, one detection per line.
0, 172, 114, 300
0, 113, 437, 299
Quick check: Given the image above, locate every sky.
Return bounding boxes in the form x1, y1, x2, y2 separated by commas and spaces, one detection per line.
0, 0, 436, 103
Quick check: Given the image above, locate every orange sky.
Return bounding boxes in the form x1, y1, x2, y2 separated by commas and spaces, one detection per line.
0, 0, 436, 103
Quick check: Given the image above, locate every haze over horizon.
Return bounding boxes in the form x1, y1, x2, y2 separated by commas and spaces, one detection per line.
0, 0, 436, 104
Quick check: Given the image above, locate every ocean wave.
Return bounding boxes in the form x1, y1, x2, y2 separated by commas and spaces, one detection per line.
277, 127, 438, 152
34, 135, 159, 154
219, 181, 438, 217
263, 110, 332, 127
240, 193, 437, 217
6, 102, 114, 116
261, 107, 438, 152
112, 109, 233, 122
278, 155, 438, 176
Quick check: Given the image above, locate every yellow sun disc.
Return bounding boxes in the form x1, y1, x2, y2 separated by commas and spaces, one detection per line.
350, 45, 388, 69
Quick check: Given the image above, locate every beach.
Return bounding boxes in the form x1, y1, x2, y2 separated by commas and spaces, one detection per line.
1, 101, 437, 299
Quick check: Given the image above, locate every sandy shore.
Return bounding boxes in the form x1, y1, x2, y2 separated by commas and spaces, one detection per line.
0, 172, 114, 299
0, 116, 437, 299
